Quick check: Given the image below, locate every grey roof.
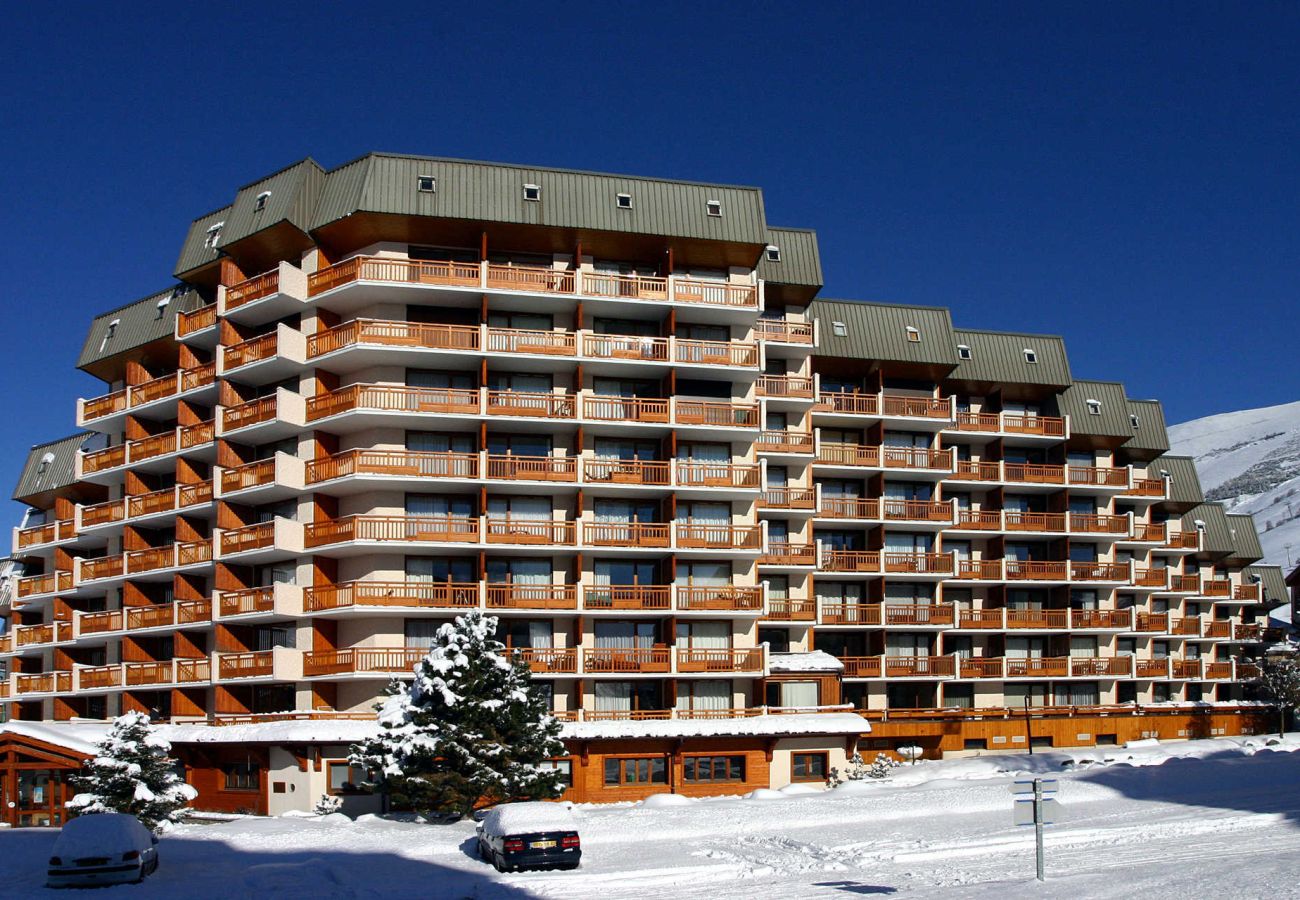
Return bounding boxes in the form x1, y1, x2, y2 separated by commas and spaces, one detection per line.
174, 205, 233, 277
758, 228, 823, 289
1147, 454, 1204, 505
1182, 503, 1235, 556
1055, 380, 1133, 438
1245, 565, 1287, 605
13, 434, 90, 504
950, 330, 1072, 387
809, 299, 959, 368
1225, 513, 1264, 563
217, 158, 326, 249
311, 153, 768, 245
1123, 399, 1170, 454
77, 286, 204, 372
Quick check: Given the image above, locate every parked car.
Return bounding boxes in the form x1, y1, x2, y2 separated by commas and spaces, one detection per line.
477, 802, 581, 872
47, 813, 160, 888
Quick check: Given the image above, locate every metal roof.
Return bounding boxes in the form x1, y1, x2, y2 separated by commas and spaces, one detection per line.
1245, 565, 1287, 605
1182, 503, 1235, 556
76, 286, 204, 372
1055, 380, 1133, 438
757, 227, 823, 288
1147, 454, 1204, 505
1122, 399, 1170, 454
218, 158, 325, 249
174, 204, 233, 277
12, 434, 91, 504
311, 153, 769, 245
1225, 513, 1264, 563
950, 329, 1072, 387
809, 299, 959, 368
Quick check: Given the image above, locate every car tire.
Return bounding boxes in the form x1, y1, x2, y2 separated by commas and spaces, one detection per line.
492, 851, 505, 873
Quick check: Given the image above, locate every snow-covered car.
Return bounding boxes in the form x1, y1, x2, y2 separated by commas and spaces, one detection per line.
46, 813, 160, 888
477, 802, 580, 872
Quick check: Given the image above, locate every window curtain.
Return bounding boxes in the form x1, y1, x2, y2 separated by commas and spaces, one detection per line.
677, 621, 729, 650
779, 681, 819, 708
679, 680, 730, 712
405, 620, 440, 649
595, 682, 632, 712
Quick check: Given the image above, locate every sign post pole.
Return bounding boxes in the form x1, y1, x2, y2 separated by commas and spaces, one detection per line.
1033, 778, 1045, 882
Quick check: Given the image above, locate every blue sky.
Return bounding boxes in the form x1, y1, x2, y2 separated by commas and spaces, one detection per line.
0, 2, 1297, 509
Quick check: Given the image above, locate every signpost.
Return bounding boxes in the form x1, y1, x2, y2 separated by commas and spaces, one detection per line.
1011, 777, 1061, 881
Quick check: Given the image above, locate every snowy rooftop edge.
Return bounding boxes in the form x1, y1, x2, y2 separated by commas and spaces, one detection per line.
767, 650, 845, 673
560, 713, 869, 741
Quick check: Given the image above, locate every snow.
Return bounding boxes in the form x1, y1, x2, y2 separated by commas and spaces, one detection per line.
482, 801, 578, 837
8, 734, 1300, 897
767, 650, 845, 672
561, 712, 868, 741
50, 813, 152, 862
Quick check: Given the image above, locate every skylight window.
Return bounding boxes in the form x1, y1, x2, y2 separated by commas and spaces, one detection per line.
831, 321, 847, 337
254, 191, 271, 212
1086, 399, 1102, 415
204, 222, 224, 250
523, 184, 541, 202
37, 451, 54, 475
957, 344, 972, 360
905, 326, 921, 343
99, 318, 120, 352
1023, 348, 1038, 364
765, 245, 781, 262
1130, 413, 1141, 429
616, 193, 632, 209
155, 297, 170, 319
417, 175, 436, 193
706, 199, 722, 217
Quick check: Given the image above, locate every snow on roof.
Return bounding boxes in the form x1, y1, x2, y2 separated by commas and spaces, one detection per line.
767, 651, 845, 673
561, 713, 868, 741
158, 720, 379, 746
0, 720, 108, 755
481, 801, 577, 837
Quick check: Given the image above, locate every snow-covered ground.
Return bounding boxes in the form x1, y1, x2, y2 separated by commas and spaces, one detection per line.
1169, 399, 1300, 568
3, 736, 1300, 899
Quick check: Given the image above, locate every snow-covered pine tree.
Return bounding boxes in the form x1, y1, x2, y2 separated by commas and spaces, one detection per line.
828, 751, 902, 785
1254, 656, 1300, 736
349, 610, 566, 818
66, 711, 197, 832
314, 793, 343, 815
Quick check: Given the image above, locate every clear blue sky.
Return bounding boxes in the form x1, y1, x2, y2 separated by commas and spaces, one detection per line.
1, 2, 1297, 511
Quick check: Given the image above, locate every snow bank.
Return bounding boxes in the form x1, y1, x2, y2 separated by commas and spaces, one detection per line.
639, 793, 695, 808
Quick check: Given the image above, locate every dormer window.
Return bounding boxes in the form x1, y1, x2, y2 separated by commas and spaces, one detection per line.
1023, 348, 1038, 364
765, 245, 781, 262
616, 193, 632, 209
831, 321, 847, 337
706, 199, 722, 217
417, 175, 436, 193
254, 191, 271, 212
155, 297, 170, 319
37, 452, 54, 475
1130, 413, 1141, 429
905, 326, 921, 343
204, 222, 224, 249
523, 184, 541, 202
957, 344, 972, 360
99, 318, 120, 352
1086, 399, 1102, 416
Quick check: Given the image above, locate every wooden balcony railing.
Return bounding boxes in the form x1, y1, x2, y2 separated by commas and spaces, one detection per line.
180, 361, 217, 393
677, 648, 763, 673
1005, 512, 1065, 532
957, 609, 1005, 629
305, 515, 479, 547
676, 462, 760, 489
303, 648, 427, 677
218, 650, 274, 679
127, 487, 176, 519
79, 664, 122, 689
1135, 658, 1170, 678
17, 672, 71, 695
176, 658, 211, 683
754, 318, 814, 343
816, 391, 879, 416
1070, 656, 1132, 677
486, 263, 575, 294
955, 460, 1001, 481
1070, 609, 1132, 629
756, 430, 815, 453
128, 372, 180, 407
223, 395, 279, 431
1126, 478, 1167, 497
16, 518, 75, 548
484, 517, 576, 546
884, 603, 955, 626
759, 487, 817, 510
486, 454, 577, 482
954, 509, 1001, 531
307, 449, 478, 484
672, 278, 758, 307
126, 546, 174, 574
483, 326, 576, 356
583, 522, 671, 547
484, 584, 578, 609
308, 256, 482, 296
675, 400, 759, 428
883, 499, 953, 523
305, 580, 479, 611
177, 303, 217, 336
1204, 662, 1234, 679
821, 603, 882, 626
1069, 514, 1130, 535
15, 621, 71, 646
881, 395, 952, 419
1234, 623, 1263, 641
818, 497, 879, 519
760, 542, 817, 566
1167, 531, 1201, 550
840, 656, 883, 678
1006, 609, 1070, 629
221, 458, 276, 494
1135, 612, 1169, 632
580, 271, 666, 301
581, 333, 669, 361
128, 430, 177, 463
309, 319, 479, 357
1202, 579, 1232, 598
756, 375, 814, 398
583, 647, 672, 673
883, 552, 953, 574
17, 571, 72, 597
82, 389, 128, 421
885, 655, 955, 677
960, 657, 1006, 678
817, 442, 880, 467
1169, 574, 1201, 593
955, 411, 1067, 437
223, 332, 279, 370
306, 384, 479, 422
821, 550, 880, 573
225, 269, 280, 309
882, 447, 951, 470
584, 585, 672, 610
485, 390, 576, 419
80, 553, 124, 581
79, 610, 123, 634
1233, 583, 1262, 602
1171, 659, 1203, 679
516, 647, 579, 674
1071, 562, 1130, 582
676, 339, 759, 368
1068, 465, 1129, 488
125, 661, 173, 686
582, 458, 671, 486
180, 419, 215, 448
1171, 617, 1202, 636
176, 539, 213, 568
675, 523, 762, 550
676, 586, 764, 611
1003, 463, 1066, 485
220, 521, 276, 555
1134, 567, 1168, 588
955, 559, 1004, 580
1135, 522, 1168, 542
1005, 561, 1069, 581
1005, 657, 1070, 677
764, 598, 818, 621
1203, 620, 1232, 638
219, 587, 276, 617
81, 444, 126, 474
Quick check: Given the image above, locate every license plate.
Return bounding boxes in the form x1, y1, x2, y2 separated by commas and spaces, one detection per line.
530, 840, 556, 849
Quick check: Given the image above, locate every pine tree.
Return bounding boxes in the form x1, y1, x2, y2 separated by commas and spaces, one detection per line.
828, 751, 901, 786
1254, 656, 1300, 736
350, 611, 566, 818
66, 711, 198, 832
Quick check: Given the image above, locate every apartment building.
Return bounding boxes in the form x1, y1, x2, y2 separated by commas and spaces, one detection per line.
0, 154, 1284, 820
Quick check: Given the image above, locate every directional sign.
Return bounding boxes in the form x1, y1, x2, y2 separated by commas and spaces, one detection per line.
1014, 797, 1063, 826
1010, 778, 1058, 795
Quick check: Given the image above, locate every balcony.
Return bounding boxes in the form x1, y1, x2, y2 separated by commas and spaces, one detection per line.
675, 462, 760, 490
219, 518, 303, 560
757, 375, 815, 400
959, 657, 1006, 678
1232, 583, 1262, 602
14, 518, 76, 551
754, 318, 815, 345
221, 388, 307, 439
820, 550, 881, 574
220, 262, 309, 323
309, 319, 480, 359
674, 523, 762, 551
953, 559, 1004, 581
764, 598, 817, 621
218, 583, 302, 619
1135, 659, 1170, 678
217, 650, 276, 680
1135, 612, 1169, 632
953, 510, 1002, 531
676, 586, 764, 612
16, 570, 72, 598
303, 648, 427, 677
125, 599, 212, 631
759, 487, 817, 511
760, 542, 817, 566
956, 609, 1006, 629
884, 655, 956, 678
307, 449, 480, 486
304, 515, 478, 549
305, 580, 480, 612
1005, 657, 1070, 678
218, 452, 306, 500
1005, 561, 1069, 582
883, 552, 954, 576
1069, 657, 1133, 677
15, 672, 72, 695
821, 603, 882, 625
676, 648, 763, 673
582, 648, 672, 674
220, 324, 308, 380
583, 585, 672, 611
78, 609, 123, 635
1006, 609, 1070, 629
755, 430, 815, 455
484, 584, 578, 609
1201, 579, 1232, 598
484, 518, 577, 547
1070, 609, 1133, 630
516, 648, 579, 674
176, 303, 217, 341
1069, 514, 1131, 537
1166, 531, 1202, 551
953, 411, 1067, 439
13, 621, 73, 648
1122, 478, 1168, 499
583, 522, 672, 548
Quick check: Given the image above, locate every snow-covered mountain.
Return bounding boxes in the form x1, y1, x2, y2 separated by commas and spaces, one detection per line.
1169, 399, 1300, 570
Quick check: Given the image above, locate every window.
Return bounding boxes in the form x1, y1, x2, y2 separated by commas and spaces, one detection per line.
327, 761, 370, 794
36, 451, 54, 474
791, 752, 828, 782
523, 183, 541, 201
223, 761, 260, 791
1086, 399, 1102, 416
603, 756, 666, 786
99, 318, 120, 352
905, 325, 920, 343
1130, 413, 1141, 429
204, 222, 224, 249
537, 759, 573, 788
683, 756, 745, 783
1023, 348, 1037, 364
706, 199, 722, 217
956, 344, 971, 359
417, 175, 436, 193
831, 321, 847, 337
616, 192, 632, 209
765, 245, 781, 262
155, 297, 170, 319
254, 190, 271, 212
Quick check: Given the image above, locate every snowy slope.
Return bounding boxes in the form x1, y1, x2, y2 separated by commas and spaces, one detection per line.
1169, 399, 1300, 568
